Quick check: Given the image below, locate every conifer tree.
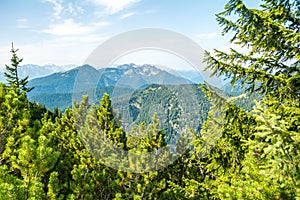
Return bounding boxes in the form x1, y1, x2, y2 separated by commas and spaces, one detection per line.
165, 0, 299, 199
188, 0, 300, 199
4, 43, 33, 93
97, 93, 127, 149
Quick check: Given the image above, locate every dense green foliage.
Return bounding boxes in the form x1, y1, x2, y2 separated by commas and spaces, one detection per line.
197, 0, 300, 198
127, 84, 210, 142
0, 0, 299, 199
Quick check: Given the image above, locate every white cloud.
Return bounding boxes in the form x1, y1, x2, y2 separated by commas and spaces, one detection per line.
44, 0, 85, 19
91, 0, 140, 15
120, 12, 136, 19
44, 0, 64, 19
119, 9, 155, 19
41, 19, 110, 36
64, 2, 84, 16
196, 32, 220, 40
16, 18, 29, 29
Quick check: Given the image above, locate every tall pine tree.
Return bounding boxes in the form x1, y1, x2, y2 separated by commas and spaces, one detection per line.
167, 0, 299, 199
4, 43, 33, 93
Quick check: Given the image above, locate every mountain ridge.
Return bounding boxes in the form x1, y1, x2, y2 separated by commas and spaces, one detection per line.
0, 64, 78, 82
27, 63, 195, 110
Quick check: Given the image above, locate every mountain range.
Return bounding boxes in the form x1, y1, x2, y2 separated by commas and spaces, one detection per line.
0, 64, 77, 82
19, 64, 77, 80
26, 63, 200, 110
0, 63, 204, 84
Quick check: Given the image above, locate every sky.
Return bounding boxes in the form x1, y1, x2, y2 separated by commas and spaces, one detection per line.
0, 0, 260, 71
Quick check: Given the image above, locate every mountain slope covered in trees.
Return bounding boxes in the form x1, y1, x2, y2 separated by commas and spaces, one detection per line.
27, 64, 193, 110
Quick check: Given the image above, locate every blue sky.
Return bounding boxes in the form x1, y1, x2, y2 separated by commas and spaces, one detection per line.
0, 0, 259, 70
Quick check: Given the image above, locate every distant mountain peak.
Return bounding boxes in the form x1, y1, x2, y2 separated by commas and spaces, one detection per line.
72, 64, 96, 71
10, 64, 79, 80
135, 65, 160, 76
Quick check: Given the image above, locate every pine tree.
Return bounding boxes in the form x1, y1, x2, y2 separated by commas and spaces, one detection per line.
137, 113, 167, 152
164, 0, 299, 199
193, 0, 300, 199
73, 96, 125, 199
204, 0, 299, 100
4, 43, 33, 93
0, 94, 60, 199
97, 93, 127, 149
